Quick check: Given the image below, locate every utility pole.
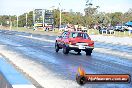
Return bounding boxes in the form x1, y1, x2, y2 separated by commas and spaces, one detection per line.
17, 15, 18, 29
42, 9, 45, 28
9, 16, 12, 30
33, 9, 35, 30
59, 3, 61, 30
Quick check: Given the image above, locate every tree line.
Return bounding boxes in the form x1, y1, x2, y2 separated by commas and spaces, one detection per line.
0, 8, 132, 28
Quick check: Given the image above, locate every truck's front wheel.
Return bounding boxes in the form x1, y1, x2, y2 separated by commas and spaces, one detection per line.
55, 42, 59, 52
63, 45, 69, 54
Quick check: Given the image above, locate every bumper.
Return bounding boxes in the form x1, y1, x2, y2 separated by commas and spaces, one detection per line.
69, 44, 94, 50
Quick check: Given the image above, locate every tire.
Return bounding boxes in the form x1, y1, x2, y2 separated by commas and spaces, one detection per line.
55, 42, 59, 52
86, 50, 92, 56
77, 50, 81, 54
63, 45, 69, 54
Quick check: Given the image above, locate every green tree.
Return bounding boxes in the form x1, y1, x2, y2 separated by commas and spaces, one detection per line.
18, 12, 33, 27
123, 8, 132, 22
18, 14, 26, 27
110, 12, 122, 26
27, 11, 33, 27
53, 9, 60, 27
84, 2, 99, 28
0, 15, 9, 26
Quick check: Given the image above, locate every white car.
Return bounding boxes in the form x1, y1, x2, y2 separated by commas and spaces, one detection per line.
82, 27, 88, 32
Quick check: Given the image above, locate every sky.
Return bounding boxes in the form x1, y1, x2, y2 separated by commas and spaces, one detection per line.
0, 0, 132, 15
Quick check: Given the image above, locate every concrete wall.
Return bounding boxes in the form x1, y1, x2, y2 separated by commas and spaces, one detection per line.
0, 56, 36, 88
0, 72, 12, 88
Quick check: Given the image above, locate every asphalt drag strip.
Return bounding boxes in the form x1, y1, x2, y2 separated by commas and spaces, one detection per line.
0, 30, 132, 88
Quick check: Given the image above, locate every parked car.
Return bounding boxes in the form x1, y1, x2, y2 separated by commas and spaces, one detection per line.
99, 27, 114, 34
114, 26, 125, 32
128, 27, 132, 33
55, 31, 94, 55
125, 26, 132, 31
81, 27, 88, 32
59, 25, 67, 31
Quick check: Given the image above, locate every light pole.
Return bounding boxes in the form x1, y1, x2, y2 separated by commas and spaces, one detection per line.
33, 9, 35, 30
42, 9, 45, 28
26, 13, 28, 28
59, 3, 62, 30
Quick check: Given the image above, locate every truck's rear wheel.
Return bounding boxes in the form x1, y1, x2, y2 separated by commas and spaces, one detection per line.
86, 50, 92, 56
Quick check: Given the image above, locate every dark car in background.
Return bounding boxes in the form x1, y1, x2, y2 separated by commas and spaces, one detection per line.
114, 26, 129, 32
99, 27, 114, 34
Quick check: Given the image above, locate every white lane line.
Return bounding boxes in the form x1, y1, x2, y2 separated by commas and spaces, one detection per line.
16, 34, 54, 43
16, 34, 132, 59
42, 46, 54, 48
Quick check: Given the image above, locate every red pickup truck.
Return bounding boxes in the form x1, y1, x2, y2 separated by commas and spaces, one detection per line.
55, 31, 94, 55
